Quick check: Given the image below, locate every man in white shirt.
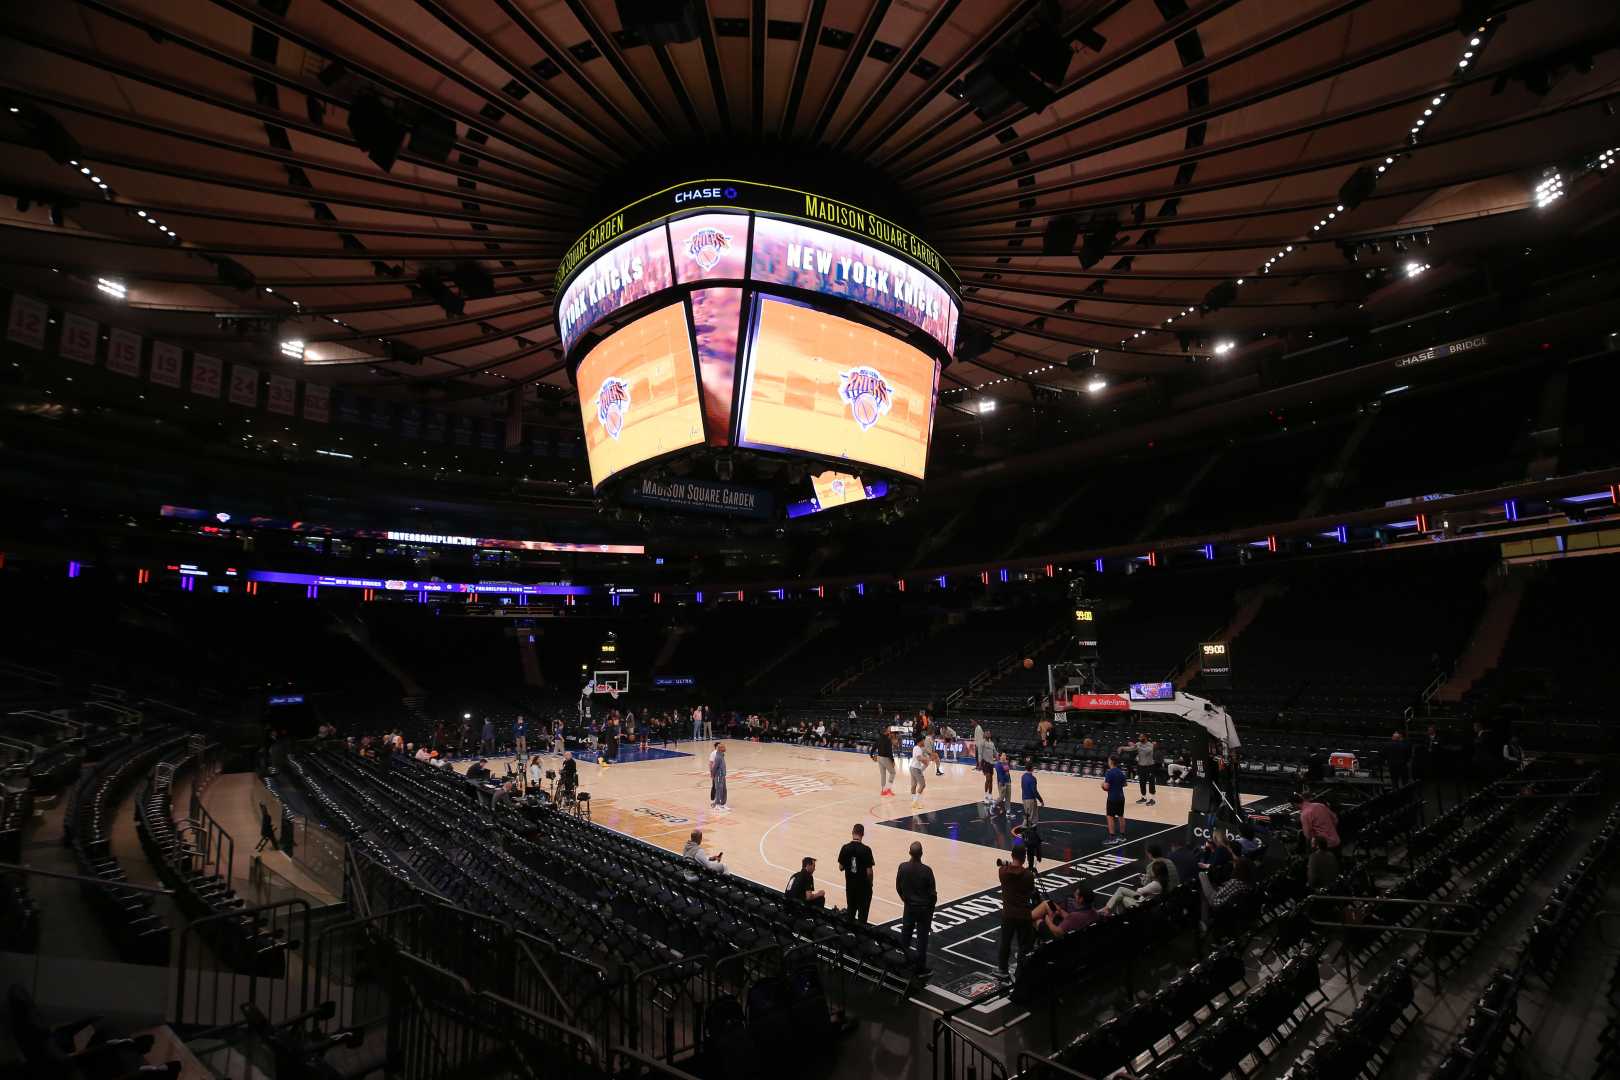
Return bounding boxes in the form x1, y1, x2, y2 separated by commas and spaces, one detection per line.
682, 829, 727, 874
910, 736, 934, 808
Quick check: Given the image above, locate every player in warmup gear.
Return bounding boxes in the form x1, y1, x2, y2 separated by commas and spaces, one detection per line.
1102, 755, 1128, 844
1134, 733, 1158, 806
871, 728, 897, 796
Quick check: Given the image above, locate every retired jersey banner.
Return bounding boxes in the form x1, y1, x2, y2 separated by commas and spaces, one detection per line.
106, 328, 142, 377
303, 382, 330, 423
6, 294, 47, 349
58, 313, 98, 364
267, 374, 296, 415
228, 363, 259, 407
191, 353, 222, 398
149, 341, 183, 387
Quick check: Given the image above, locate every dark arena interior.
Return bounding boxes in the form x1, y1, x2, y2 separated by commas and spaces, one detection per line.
5, 1, 1620, 1078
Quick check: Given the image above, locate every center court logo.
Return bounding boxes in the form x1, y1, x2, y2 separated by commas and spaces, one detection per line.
685, 227, 732, 271
838, 366, 893, 431
595, 377, 630, 439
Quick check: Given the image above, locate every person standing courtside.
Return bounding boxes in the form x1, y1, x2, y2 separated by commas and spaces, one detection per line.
702, 703, 714, 741
996, 846, 1037, 981
1386, 730, 1412, 788
871, 728, 897, 796
838, 824, 876, 923
513, 715, 527, 760
896, 842, 937, 975
1102, 756, 1129, 845
709, 742, 729, 811
1134, 733, 1158, 806
1021, 761, 1045, 825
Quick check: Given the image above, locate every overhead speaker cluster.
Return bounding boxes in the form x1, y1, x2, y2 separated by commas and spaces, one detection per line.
615, 0, 704, 45
961, 8, 1076, 116
348, 91, 457, 171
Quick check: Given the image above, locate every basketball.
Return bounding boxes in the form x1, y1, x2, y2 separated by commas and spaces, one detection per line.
1023, 658, 1034, 669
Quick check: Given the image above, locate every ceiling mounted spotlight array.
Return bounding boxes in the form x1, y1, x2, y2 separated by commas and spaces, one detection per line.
1534, 170, 1564, 208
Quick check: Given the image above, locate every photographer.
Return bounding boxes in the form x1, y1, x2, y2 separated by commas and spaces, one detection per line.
996, 847, 1037, 981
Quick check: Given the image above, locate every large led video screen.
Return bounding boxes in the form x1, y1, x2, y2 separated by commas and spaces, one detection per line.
737, 297, 938, 479
558, 226, 674, 355
750, 216, 959, 355
670, 212, 749, 284
689, 287, 743, 446
577, 301, 705, 488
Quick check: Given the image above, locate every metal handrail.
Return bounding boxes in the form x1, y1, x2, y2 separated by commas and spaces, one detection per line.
1014, 1049, 1111, 1080
1303, 893, 1484, 935
931, 1014, 1010, 1080
0, 860, 175, 895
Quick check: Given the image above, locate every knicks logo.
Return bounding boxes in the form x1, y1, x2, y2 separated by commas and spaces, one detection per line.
686, 228, 732, 271
838, 366, 893, 431
595, 377, 630, 440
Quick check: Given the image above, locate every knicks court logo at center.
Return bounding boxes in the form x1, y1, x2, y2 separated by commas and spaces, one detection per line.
838, 366, 893, 431
595, 377, 630, 440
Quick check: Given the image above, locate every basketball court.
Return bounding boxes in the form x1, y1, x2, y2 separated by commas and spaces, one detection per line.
457, 737, 1275, 1031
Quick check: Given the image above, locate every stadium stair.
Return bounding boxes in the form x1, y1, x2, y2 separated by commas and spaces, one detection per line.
1296, 411, 1378, 518
1174, 582, 1285, 687
333, 610, 422, 696
1433, 570, 1528, 704
742, 613, 839, 690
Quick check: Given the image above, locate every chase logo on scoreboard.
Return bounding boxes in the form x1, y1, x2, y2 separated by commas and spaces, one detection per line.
685, 227, 732, 271
595, 377, 631, 440
838, 365, 893, 431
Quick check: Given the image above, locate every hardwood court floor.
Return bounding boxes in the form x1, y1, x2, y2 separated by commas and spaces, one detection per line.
460, 739, 1250, 919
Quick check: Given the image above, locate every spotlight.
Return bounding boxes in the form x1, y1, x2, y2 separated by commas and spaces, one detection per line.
96, 277, 126, 300
280, 339, 306, 360
978, 398, 997, 415
1086, 376, 1107, 393
1213, 340, 1235, 355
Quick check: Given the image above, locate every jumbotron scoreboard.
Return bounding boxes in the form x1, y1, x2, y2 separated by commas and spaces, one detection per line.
555, 181, 961, 521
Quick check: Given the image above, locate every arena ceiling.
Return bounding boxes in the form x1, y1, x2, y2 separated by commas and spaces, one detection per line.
1, 0, 1618, 442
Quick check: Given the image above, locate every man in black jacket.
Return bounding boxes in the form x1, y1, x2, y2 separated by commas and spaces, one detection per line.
785, 857, 826, 907
1385, 730, 1412, 787
896, 842, 937, 975
838, 824, 876, 923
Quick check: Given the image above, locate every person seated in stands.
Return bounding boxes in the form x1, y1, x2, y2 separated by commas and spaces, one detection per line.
430, 751, 448, 769
1232, 821, 1264, 858
1306, 836, 1340, 891
492, 780, 516, 809
1106, 859, 1171, 913
682, 829, 727, 875
1143, 843, 1180, 891
558, 752, 578, 799
1199, 855, 1256, 929
1168, 837, 1201, 885
1040, 884, 1103, 939
785, 856, 826, 907
1502, 734, 1527, 772
466, 759, 491, 781
814, 721, 827, 746
1198, 834, 1235, 885
1297, 791, 1340, 850
414, 745, 432, 762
